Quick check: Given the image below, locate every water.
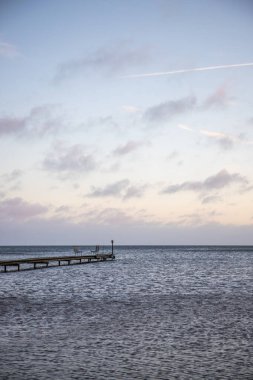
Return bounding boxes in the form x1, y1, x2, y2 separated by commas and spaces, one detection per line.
0, 245, 252, 379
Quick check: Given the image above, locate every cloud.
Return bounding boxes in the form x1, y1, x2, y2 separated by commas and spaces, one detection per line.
199, 169, 247, 190
200, 129, 235, 150
203, 85, 234, 109
1, 215, 253, 245
167, 151, 179, 160
144, 96, 196, 123
177, 123, 193, 132
55, 205, 71, 214
87, 179, 147, 200
162, 169, 248, 194
240, 183, 253, 193
0, 116, 26, 135
176, 121, 242, 151
78, 203, 157, 226
0, 197, 48, 221
43, 143, 97, 175
80, 115, 119, 133
166, 151, 183, 166
0, 105, 63, 137
201, 194, 222, 204
176, 209, 224, 226
90, 207, 136, 226
122, 105, 141, 114
1, 169, 23, 183
87, 179, 130, 198
123, 184, 147, 200
0, 40, 19, 58
142, 84, 235, 126
178, 212, 206, 225
54, 43, 150, 82
113, 140, 146, 155
0, 169, 23, 192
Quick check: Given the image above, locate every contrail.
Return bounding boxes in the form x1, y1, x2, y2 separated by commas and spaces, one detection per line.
124, 62, 253, 78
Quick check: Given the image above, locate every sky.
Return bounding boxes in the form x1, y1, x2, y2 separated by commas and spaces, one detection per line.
0, 0, 253, 245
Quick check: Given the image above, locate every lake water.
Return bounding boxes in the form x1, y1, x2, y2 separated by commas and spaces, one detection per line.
0, 245, 252, 379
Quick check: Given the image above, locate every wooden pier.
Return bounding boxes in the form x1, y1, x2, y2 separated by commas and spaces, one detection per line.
0, 241, 115, 273
0, 253, 115, 273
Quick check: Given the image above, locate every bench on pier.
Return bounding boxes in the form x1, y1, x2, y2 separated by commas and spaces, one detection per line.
91, 245, 100, 253
73, 246, 82, 255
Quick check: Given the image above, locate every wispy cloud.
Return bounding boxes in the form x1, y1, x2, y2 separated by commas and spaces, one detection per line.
0, 105, 63, 138
86, 207, 137, 226
0, 40, 19, 58
177, 209, 223, 226
0, 117, 26, 135
177, 212, 206, 226
144, 96, 196, 123
124, 62, 253, 78
178, 123, 193, 132
87, 179, 146, 200
162, 169, 248, 194
166, 151, 183, 166
123, 184, 147, 200
43, 143, 97, 175
247, 117, 253, 126
87, 179, 129, 198
122, 105, 141, 114
167, 151, 179, 160
200, 130, 236, 150
80, 115, 119, 133
201, 194, 222, 204
203, 84, 234, 109
55, 205, 71, 214
113, 140, 146, 156
0, 169, 23, 192
54, 43, 150, 82
1, 169, 23, 182
0, 197, 48, 221
142, 84, 235, 125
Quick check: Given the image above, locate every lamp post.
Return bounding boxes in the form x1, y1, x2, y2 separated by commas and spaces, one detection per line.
111, 240, 114, 257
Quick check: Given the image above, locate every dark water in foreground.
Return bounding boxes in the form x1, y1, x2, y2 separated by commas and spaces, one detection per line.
0, 245, 252, 380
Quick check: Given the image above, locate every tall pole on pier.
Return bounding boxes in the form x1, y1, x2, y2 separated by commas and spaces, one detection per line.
111, 240, 114, 257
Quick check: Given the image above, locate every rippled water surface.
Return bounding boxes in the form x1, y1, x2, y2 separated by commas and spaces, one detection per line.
0, 245, 252, 379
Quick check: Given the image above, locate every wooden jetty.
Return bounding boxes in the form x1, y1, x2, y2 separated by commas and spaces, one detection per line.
0, 241, 115, 273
